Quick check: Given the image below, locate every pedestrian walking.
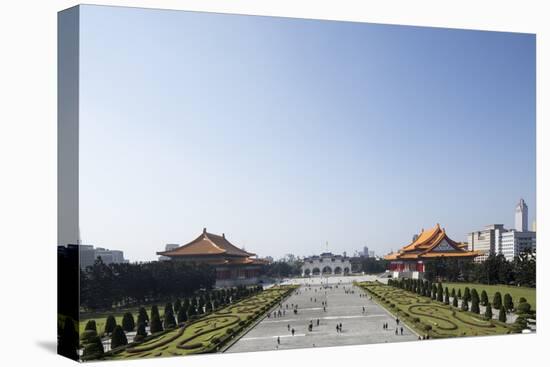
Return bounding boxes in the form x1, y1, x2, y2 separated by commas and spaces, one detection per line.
277, 336, 280, 345
400, 327, 403, 335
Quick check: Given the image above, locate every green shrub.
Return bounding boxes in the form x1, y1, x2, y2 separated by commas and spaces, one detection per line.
84, 320, 97, 332
151, 305, 160, 320
149, 314, 163, 333
137, 307, 149, 326
163, 311, 177, 329
226, 328, 234, 335
498, 306, 507, 323
480, 290, 488, 306
82, 335, 104, 359
81, 329, 98, 344
452, 296, 458, 308
484, 303, 493, 319
503, 293, 514, 312
471, 297, 480, 314
461, 297, 469, 311
493, 292, 502, 310
111, 325, 128, 349
122, 312, 135, 332
517, 302, 531, 315
104, 315, 117, 335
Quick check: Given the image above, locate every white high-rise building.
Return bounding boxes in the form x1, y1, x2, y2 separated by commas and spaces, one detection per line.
515, 198, 528, 231
468, 199, 535, 262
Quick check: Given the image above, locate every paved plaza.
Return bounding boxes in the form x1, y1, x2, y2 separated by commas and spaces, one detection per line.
226, 276, 417, 353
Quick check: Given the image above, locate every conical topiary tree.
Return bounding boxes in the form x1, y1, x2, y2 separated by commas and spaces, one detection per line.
134, 323, 147, 342
104, 315, 117, 335
498, 306, 507, 323
444, 287, 450, 305
82, 335, 104, 360
138, 307, 149, 325
151, 305, 160, 320
149, 314, 163, 334
163, 311, 176, 329
457, 289, 462, 299
493, 292, 502, 310
471, 289, 479, 303
436, 283, 443, 302
177, 306, 188, 324
464, 287, 471, 302
517, 302, 531, 315
471, 295, 480, 314
58, 317, 79, 361
480, 290, 488, 306
503, 293, 514, 312
451, 288, 456, 298
122, 312, 135, 332
452, 295, 458, 308
174, 299, 181, 314
164, 303, 174, 317
111, 325, 128, 349
461, 297, 469, 311
485, 303, 493, 319
84, 320, 97, 332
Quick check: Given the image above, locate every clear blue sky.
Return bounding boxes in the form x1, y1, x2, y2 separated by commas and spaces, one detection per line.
78, 5, 536, 262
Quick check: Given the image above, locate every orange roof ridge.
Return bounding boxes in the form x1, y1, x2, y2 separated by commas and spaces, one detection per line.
384, 224, 480, 261
157, 229, 255, 258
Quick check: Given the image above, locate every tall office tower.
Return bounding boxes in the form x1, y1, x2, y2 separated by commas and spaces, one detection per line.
515, 198, 528, 232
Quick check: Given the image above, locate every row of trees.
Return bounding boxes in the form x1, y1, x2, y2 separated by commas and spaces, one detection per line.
79, 285, 263, 360
357, 257, 388, 274
423, 250, 536, 287
80, 259, 217, 311
388, 278, 534, 330
262, 254, 303, 278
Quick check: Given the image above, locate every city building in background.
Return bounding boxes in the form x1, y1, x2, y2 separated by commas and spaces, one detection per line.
156, 228, 268, 287
515, 198, 528, 231
385, 224, 480, 279
467, 199, 536, 262
78, 244, 129, 268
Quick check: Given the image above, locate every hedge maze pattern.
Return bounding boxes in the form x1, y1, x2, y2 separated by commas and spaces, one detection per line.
357, 282, 511, 338
109, 285, 297, 360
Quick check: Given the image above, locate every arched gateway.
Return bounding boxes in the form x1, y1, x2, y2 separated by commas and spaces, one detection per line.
301, 252, 352, 277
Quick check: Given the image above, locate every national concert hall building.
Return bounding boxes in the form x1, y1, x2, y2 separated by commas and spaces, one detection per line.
157, 228, 268, 287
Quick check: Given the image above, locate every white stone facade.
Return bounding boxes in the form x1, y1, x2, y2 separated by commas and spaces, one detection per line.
301, 252, 352, 276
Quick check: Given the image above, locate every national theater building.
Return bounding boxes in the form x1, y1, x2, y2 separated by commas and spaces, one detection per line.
384, 224, 480, 279
157, 228, 268, 287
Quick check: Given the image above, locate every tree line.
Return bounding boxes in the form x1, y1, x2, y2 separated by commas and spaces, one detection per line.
423, 250, 536, 287
80, 259, 217, 311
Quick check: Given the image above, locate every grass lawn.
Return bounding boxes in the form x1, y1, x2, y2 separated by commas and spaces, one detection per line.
357, 282, 513, 339
443, 283, 536, 310
106, 285, 297, 360
79, 306, 166, 337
